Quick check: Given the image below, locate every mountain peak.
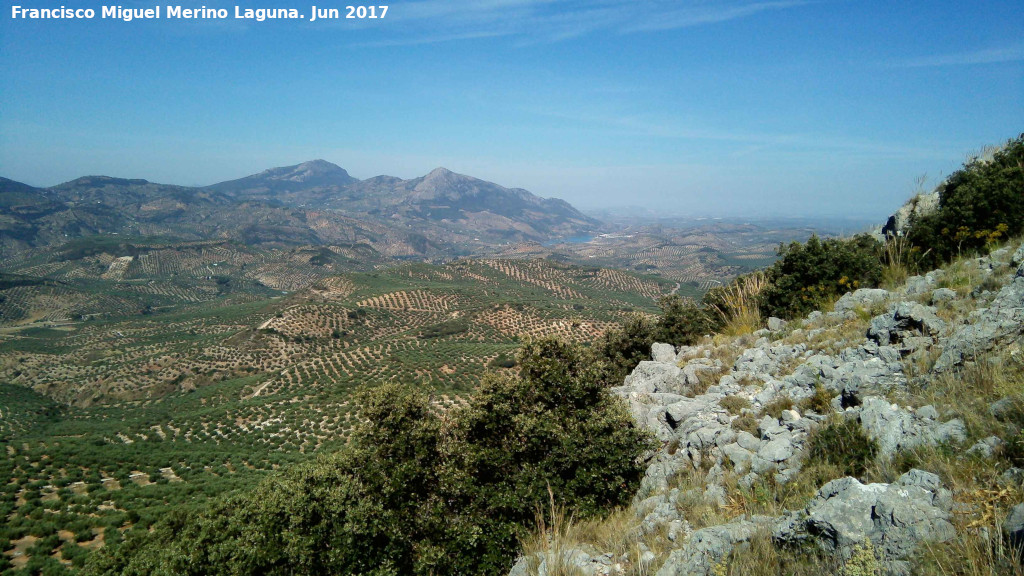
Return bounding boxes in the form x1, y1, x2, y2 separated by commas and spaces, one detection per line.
208, 160, 358, 194
295, 159, 345, 173
258, 160, 351, 183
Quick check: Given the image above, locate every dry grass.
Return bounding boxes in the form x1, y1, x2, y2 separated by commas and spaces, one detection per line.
710, 528, 844, 576
519, 487, 589, 576
711, 272, 769, 336
719, 395, 752, 415
915, 510, 1024, 576
881, 234, 914, 289
519, 489, 666, 576
911, 353, 1024, 443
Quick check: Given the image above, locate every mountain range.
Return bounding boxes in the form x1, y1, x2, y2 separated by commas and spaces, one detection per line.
0, 161, 600, 259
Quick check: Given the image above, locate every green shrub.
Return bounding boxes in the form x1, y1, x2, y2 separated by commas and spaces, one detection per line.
83, 338, 651, 576
906, 134, 1024, 268
590, 296, 720, 387
441, 338, 653, 574
655, 294, 721, 345
760, 235, 883, 320
589, 315, 655, 387
806, 418, 878, 478
487, 353, 517, 369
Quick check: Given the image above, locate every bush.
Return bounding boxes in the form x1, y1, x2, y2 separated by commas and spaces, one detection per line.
487, 353, 517, 369
760, 235, 883, 320
442, 338, 652, 573
84, 338, 651, 576
806, 418, 878, 479
654, 294, 721, 345
906, 134, 1024, 268
590, 296, 720, 387
589, 315, 655, 387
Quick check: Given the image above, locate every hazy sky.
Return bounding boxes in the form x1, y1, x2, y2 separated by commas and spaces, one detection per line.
1, 0, 1021, 219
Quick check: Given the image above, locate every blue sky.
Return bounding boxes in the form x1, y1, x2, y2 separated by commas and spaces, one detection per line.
1, 0, 1021, 219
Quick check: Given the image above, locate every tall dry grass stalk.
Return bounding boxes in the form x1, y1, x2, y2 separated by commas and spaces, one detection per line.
881, 233, 913, 288
711, 271, 768, 336
519, 486, 586, 576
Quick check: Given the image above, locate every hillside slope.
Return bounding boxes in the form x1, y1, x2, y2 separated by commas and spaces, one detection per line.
512, 241, 1024, 576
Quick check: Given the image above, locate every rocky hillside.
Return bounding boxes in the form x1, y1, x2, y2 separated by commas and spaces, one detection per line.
512, 241, 1024, 575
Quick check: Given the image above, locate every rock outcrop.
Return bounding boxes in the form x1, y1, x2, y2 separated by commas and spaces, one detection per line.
934, 259, 1024, 371
880, 190, 939, 238
774, 470, 955, 576
510, 241, 1024, 576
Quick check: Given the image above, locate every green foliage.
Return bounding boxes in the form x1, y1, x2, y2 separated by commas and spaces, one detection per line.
442, 338, 653, 573
589, 295, 720, 387
589, 315, 655, 387
806, 418, 879, 479
760, 235, 883, 320
655, 294, 721, 345
907, 134, 1024, 267
84, 338, 651, 576
487, 352, 517, 369
418, 319, 469, 339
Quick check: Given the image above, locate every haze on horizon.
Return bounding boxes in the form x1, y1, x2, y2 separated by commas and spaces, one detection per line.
1, 0, 1021, 220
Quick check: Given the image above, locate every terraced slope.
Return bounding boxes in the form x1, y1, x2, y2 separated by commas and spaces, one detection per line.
0, 258, 671, 572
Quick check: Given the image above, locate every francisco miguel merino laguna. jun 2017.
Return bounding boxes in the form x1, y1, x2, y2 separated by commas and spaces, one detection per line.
9, 5, 388, 22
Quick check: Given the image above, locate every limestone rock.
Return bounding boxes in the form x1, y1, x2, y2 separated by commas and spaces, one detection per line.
935, 260, 1024, 371
867, 302, 945, 349
1004, 503, 1024, 555
834, 288, 890, 315
930, 288, 957, 304
652, 342, 678, 363
774, 470, 955, 576
881, 191, 939, 238
656, 517, 772, 576
855, 397, 966, 457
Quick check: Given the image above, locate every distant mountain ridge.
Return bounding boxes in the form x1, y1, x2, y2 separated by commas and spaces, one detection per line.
0, 161, 601, 258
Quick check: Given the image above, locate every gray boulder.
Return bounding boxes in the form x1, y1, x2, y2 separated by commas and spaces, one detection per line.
990, 397, 1023, 421
904, 275, 935, 296
1005, 503, 1024, 560
930, 288, 957, 304
966, 435, 1003, 458
767, 317, 788, 332
834, 288, 891, 315
656, 517, 772, 576
935, 261, 1024, 371
867, 302, 946, 349
798, 343, 907, 407
774, 470, 955, 576
1014, 242, 1024, 267
731, 342, 807, 382
624, 361, 688, 395
652, 343, 678, 363
881, 191, 939, 238
509, 548, 616, 576
855, 397, 966, 457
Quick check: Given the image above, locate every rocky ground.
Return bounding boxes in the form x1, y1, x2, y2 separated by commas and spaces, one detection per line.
512, 241, 1024, 576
